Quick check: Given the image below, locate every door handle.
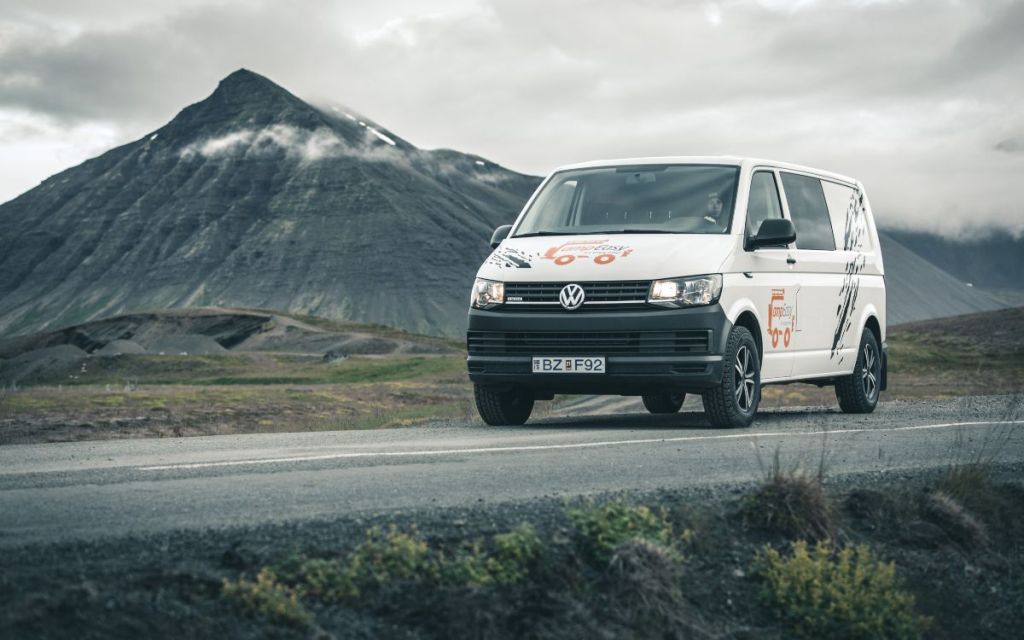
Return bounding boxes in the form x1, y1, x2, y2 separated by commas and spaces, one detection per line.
786, 256, 797, 265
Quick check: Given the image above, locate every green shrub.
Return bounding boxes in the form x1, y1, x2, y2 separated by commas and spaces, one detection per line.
348, 525, 437, 587
442, 524, 542, 586
225, 523, 543, 628
222, 568, 311, 627
569, 501, 679, 563
296, 557, 358, 601
753, 540, 930, 640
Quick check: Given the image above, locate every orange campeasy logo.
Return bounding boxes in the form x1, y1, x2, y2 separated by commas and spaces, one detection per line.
768, 288, 796, 349
543, 239, 634, 266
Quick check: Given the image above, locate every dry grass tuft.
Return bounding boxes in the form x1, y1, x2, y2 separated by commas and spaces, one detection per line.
742, 450, 837, 541
922, 491, 988, 550
605, 538, 711, 639
606, 538, 678, 610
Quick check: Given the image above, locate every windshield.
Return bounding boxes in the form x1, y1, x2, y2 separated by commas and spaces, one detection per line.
514, 164, 740, 237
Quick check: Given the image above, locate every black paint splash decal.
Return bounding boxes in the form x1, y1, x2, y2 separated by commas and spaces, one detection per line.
831, 254, 865, 361
830, 188, 869, 362
486, 247, 536, 269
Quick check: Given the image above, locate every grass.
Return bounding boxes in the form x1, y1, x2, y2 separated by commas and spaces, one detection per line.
753, 540, 931, 640
885, 319, 1024, 396
19, 353, 466, 387
742, 447, 837, 541
0, 380, 475, 445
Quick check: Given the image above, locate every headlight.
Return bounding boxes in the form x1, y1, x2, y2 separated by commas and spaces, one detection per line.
648, 274, 723, 308
470, 278, 504, 309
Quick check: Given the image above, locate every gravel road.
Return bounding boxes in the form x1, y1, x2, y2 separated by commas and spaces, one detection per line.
1, 395, 1021, 548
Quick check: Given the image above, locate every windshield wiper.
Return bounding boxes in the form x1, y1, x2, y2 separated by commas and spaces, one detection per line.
512, 231, 588, 238
515, 229, 685, 238
583, 229, 682, 234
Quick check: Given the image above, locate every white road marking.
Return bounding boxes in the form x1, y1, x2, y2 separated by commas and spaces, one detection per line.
137, 420, 1024, 472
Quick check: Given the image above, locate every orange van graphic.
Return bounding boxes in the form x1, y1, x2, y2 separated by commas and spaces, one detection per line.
768, 288, 796, 349
542, 239, 634, 266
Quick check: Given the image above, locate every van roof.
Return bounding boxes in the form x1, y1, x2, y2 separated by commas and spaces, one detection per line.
554, 156, 858, 186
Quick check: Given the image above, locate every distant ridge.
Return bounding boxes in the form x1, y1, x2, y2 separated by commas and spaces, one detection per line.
877, 232, 1008, 324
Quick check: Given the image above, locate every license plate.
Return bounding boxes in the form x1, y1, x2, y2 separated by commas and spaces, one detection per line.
532, 356, 606, 374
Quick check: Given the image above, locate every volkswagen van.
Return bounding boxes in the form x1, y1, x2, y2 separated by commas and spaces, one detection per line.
467, 157, 886, 427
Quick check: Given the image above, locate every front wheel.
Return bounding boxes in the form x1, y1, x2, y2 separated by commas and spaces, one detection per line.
474, 384, 534, 426
701, 326, 760, 428
835, 330, 881, 413
642, 392, 685, 414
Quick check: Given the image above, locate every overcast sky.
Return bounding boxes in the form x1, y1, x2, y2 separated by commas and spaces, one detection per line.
1, 0, 1022, 235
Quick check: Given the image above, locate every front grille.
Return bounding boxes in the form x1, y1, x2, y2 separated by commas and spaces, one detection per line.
467, 330, 711, 356
504, 281, 650, 305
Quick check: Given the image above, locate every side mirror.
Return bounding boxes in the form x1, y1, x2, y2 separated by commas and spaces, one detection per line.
748, 218, 796, 250
490, 224, 513, 249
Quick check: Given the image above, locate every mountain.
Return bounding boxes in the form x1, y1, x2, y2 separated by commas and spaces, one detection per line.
882, 228, 1024, 293
0, 69, 539, 337
876, 232, 1010, 324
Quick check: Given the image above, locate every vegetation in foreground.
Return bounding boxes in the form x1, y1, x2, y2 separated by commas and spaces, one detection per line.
5, 459, 1019, 639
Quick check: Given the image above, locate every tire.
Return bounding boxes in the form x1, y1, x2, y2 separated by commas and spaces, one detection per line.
474, 384, 534, 426
701, 326, 760, 428
642, 392, 686, 414
835, 329, 881, 414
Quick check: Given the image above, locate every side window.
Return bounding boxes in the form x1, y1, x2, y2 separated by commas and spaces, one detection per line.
746, 171, 783, 237
780, 172, 835, 251
821, 181, 872, 251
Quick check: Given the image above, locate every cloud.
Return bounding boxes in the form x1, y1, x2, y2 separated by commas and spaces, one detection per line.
178, 125, 344, 161
995, 137, 1024, 154
178, 123, 403, 163
0, 0, 1022, 234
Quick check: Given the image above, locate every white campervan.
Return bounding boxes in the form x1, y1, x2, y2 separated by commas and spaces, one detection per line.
467, 157, 886, 428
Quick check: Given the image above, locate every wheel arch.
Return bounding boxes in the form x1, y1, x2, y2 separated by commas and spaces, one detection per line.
856, 304, 883, 347
725, 299, 764, 361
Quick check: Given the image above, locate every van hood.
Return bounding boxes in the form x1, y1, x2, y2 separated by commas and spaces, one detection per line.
477, 234, 737, 282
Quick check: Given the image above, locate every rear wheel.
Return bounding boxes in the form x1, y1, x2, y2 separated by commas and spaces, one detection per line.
474, 384, 534, 426
642, 392, 686, 414
835, 330, 881, 413
702, 326, 760, 428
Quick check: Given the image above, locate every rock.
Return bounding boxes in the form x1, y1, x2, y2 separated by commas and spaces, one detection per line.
323, 349, 348, 363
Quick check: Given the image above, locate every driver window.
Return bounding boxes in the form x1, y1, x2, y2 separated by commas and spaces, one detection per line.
746, 171, 783, 238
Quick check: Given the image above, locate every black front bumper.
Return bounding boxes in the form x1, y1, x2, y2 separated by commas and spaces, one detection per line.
466, 304, 732, 395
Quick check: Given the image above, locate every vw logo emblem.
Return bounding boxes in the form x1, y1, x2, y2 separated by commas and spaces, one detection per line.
559, 283, 586, 310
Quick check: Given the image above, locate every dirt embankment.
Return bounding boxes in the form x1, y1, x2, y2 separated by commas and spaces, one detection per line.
2, 463, 1021, 639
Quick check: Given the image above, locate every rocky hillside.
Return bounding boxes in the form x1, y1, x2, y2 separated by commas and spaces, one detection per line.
0, 69, 539, 338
